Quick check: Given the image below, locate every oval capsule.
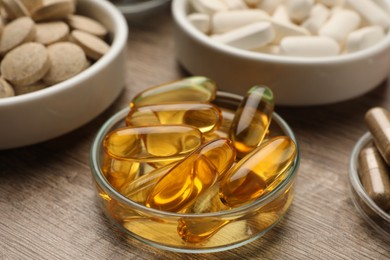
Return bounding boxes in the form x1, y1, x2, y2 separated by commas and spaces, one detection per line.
365, 107, 390, 165
102, 154, 140, 190
130, 76, 217, 107
219, 136, 296, 207
145, 138, 236, 212
229, 86, 274, 158
126, 102, 222, 133
358, 144, 390, 212
103, 125, 202, 162
120, 162, 176, 204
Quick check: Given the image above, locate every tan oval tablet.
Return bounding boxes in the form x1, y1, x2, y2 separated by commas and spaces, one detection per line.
43, 42, 87, 84
67, 14, 108, 38
14, 81, 47, 95
32, 0, 75, 22
35, 21, 69, 45
0, 77, 15, 98
0, 16, 36, 55
2, 0, 29, 19
1, 42, 50, 86
19, 0, 43, 14
71, 30, 110, 60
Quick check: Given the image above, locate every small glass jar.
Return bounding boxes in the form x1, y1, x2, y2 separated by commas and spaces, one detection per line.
349, 132, 390, 240
90, 91, 300, 253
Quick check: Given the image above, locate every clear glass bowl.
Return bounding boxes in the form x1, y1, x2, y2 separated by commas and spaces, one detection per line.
90, 91, 300, 253
349, 132, 390, 240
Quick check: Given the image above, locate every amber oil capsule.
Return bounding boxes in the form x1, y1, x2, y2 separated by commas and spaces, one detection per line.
358, 144, 390, 212
177, 217, 230, 243
365, 107, 390, 165
177, 184, 231, 243
126, 102, 222, 133
102, 154, 140, 190
119, 162, 176, 204
103, 125, 202, 162
130, 76, 217, 107
145, 138, 236, 212
229, 86, 274, 158
219, 136, 296, 208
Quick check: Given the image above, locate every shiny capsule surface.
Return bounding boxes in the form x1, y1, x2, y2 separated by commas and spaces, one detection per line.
358, 144, 390, 212
229, 86, 274, 158
145, 138, 236, 212
120, 162, 175, 204
177, 217, 230, 243
220, 136, 296, 207
102, 154, 140, 190
126, 102, 222, 133
103, 125, 202, 162
130, 76, 217, 107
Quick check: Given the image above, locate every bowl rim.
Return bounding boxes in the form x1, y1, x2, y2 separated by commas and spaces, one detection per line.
114, 0, 171, 15
0, 0, 128, 107
90, 91, 301, 219
349, 132, 390, 222
171, 0, 390, 65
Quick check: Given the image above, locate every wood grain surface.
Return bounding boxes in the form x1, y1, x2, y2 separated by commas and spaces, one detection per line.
1, 7, 390, 260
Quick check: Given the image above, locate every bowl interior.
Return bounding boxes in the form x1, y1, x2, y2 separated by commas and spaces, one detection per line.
91, 91, 300, 218
349, 132, 390, 238
172, 0, 390, 65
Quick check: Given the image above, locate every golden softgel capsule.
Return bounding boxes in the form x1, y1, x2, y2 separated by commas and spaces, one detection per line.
229, 86, 274, 158
102, 155, 140, 190
358, 144, 390, 212
126, 102, 222, 133
103, 125, 202, 162
130, 76, 217, 107
145, 138, 236, 212
219, 136, 296, 207
120, 162, 175, 204
365, 107, 390, 165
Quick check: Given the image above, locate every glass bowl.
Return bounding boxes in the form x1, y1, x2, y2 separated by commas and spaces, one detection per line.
349, 132, 390, 240
90, 91, 300, 253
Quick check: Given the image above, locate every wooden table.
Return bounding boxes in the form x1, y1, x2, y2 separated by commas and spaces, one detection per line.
1, 7, 389, 259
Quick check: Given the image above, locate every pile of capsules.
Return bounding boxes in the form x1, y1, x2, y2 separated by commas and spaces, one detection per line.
187, 0, 389, 57
359, 107, 390, 213
102, 76, 297, 241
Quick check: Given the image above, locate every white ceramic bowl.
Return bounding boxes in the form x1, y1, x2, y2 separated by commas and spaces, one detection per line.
0, 0, 128, 149
172, 0, 390, 106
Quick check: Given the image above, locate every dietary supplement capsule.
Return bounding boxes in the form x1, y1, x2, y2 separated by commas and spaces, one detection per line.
177, 217, 230, 243
177, 184, 231, 243
358, 144, 390, 212
365, 107, 390, 165
126, 102, 222, 134
146, 138, 236, 212
102, 154, 140, 190
229, 86, 274, 158
130, 76, 217, 107
184, 184, 230, 214
103, 125, 202, 162
219, 136, 296, 207
120, 162, 175, 204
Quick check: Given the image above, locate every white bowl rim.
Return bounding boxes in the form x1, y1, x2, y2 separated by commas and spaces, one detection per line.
0, 0, 128, 107
172, 0, 390, 65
